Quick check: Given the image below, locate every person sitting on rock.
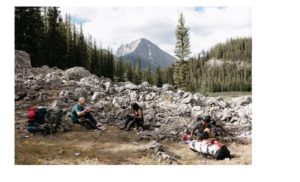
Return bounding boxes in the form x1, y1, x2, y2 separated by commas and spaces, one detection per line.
120, 103, 144, 131
71, 97, 102, 130
190, 115, 213, 140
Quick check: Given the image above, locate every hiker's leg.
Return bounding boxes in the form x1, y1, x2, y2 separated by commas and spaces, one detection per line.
84, 113, 97, 125
136, 118, 145, 130
120, 115, 133, 130
72, 119, 89, 130
84, 118, 98, 129
83, 113, 99, 129
125, 119, 136, 131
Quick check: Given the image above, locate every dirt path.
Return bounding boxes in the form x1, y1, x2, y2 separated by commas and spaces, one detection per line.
15, 126, 251, 165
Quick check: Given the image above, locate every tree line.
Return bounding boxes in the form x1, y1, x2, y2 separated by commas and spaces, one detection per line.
15, 7, 114, 79
15, 6, 166, 87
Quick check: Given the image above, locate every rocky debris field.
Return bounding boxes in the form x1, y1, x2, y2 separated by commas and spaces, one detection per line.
15, 50, 252, 164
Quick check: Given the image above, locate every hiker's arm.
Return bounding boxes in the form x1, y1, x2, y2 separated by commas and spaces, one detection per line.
135, 110, 143, 119
190, 127, 197, 138
76, 108, 90, 116
204, 128, 211, 138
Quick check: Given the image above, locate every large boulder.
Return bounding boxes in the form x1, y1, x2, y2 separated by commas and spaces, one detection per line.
15, 50, 31, 70
65, 67, 90, 81
15, 80, 27, 100
45, 77, 64, 89
91, 92, 105, 103
231, 96, 252, 106
112, 96, 131, 108
124, 82, 140, 90
180, 94, 193, 104
162, 84, 173, 91
74, 87, 90, 99
145, 92, 156, 101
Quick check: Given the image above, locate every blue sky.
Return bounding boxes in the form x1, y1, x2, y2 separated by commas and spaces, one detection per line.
71, 15, 90, 25
61, 7, 251, 56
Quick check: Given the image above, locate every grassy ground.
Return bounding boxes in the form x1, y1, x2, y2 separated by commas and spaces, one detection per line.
15, 126, 251, 165
206, 91, 252, 101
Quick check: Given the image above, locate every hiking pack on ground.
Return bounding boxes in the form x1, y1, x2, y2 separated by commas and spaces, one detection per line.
27, 106, 62, 135
189, 139, 231, 160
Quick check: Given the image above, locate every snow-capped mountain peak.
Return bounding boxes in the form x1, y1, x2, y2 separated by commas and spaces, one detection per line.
116, 39, 141, 56
116, 38, 176, 70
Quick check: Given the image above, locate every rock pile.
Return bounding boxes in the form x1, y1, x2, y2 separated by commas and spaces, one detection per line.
15, 50, 252, 143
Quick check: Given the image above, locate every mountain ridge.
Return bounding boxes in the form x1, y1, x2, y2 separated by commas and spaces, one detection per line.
116, 38, 176, 70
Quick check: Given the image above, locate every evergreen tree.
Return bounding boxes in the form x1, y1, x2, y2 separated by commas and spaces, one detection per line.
146, 63, 153, 84
115, 58, 125, 82
77, 23, 88, 68
126, 62, 134, 82
173, 13, 191, 88
44, 7, 65, 67
15, 7, 45, 66
106, 48, 115, 80
154, 66, 163, 87
90, 40, 99, 75
174, 13, 191, 61
133, 58, 142, 85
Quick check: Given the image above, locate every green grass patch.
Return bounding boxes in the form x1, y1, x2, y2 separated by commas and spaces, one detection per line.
206, 91, 252, 101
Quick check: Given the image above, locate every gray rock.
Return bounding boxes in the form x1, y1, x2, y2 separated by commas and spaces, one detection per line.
15, 80, 27, 100
74, 152, 81, 157
180, 95, 193, 104
46, 77, 64, 89
112, 96, 130, 108
129, 91, 139, 101
65, 67, 90, 81
141, 81, 150, 87
50, 100, 69, 109
15, 50, 31, 70
91, 92, 105, 103
94, 100, 113, 110
182, 92, 191, 99
104, 82, 112, 92
162, 84, 173, 91
191, 106, 204, 118
74, 87, 89, 99
146, 141, 164, 153
125, 82, 139, 90
231, 96, 252, 106
115, 85, 125, 93
221, 108, 232, 121
145, 92, 156, 101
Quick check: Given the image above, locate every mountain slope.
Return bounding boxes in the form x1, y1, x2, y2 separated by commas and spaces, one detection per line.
116, 38, 176, 70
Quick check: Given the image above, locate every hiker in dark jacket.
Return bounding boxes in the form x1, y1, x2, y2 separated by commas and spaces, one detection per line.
120, 103, 144, 131
71, 97, 102, 130
190, 115, 213, 140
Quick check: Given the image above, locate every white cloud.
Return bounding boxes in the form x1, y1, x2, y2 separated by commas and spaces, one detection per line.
60, 7, 251, 56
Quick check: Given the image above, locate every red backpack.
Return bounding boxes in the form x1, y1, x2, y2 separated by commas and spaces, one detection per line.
27, 106, 37, 123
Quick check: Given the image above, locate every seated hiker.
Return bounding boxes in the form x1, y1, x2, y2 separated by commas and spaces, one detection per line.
190, 115, 213, 140
120, 103, 144, 131
71, 97, 102, 130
